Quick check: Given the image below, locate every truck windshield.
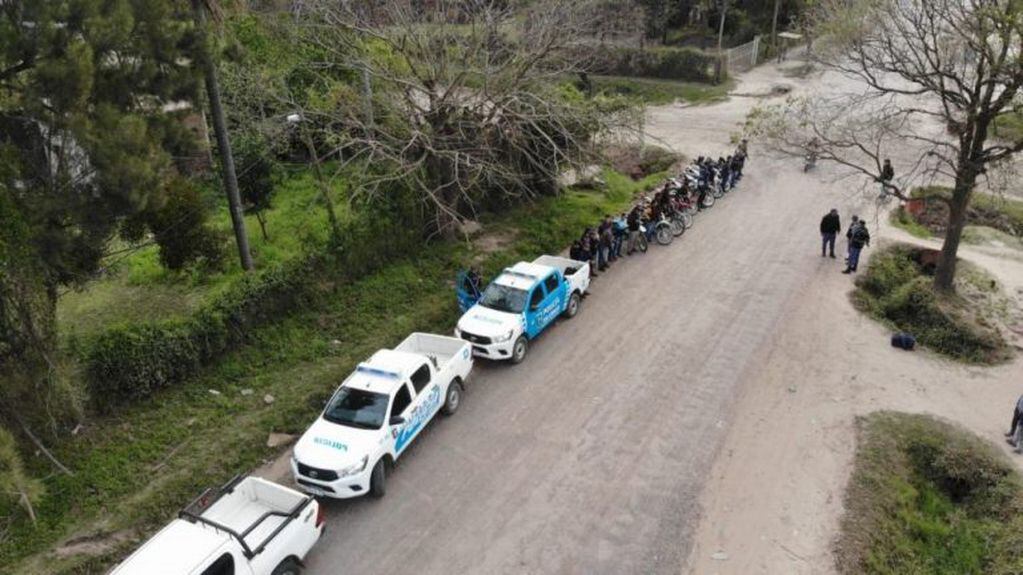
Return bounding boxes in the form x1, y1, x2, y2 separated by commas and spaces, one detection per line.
323, 388, 388, 429
478, 284, 528, 314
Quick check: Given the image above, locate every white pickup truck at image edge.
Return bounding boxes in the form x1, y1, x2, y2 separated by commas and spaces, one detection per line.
455, 255, 590, 363
109, 475, 323, 575
290, 332, 473, 499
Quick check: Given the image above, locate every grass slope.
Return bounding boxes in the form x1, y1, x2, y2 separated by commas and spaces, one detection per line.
57, 168, 349, 339
838, 412, 1023, 575
852, 244, 1010, 364
5, 169, 664, 574
586, 75, 732, 106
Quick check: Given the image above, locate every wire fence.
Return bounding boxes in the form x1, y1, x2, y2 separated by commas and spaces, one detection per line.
724, 35, 762, 76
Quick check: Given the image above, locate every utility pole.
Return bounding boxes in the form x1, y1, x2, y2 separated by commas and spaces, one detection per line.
192, 0, 254, 272
771, 0, 781, 59
715, 0, 728, 83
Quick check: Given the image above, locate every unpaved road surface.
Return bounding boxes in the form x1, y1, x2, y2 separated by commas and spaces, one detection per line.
296, 64, 834, 574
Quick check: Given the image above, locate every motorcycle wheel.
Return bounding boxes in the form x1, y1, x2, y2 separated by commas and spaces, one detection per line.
682, 212, 694, 229
655, 224, 674, 246
713, 186, 725, 199
671, 217, 685, 237
637, 234, 648, 253
701, 194, 716, 208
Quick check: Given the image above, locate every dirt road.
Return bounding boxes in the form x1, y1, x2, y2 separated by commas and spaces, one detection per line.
293, 62, 849, 574
291, 57, 1023, 575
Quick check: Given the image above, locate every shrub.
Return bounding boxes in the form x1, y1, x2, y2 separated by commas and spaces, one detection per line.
84, 258, 315, 409
82, 191, 425, 409
838, 412, 1023, 575
578, 45, 719, 83
146, 179, 225, 271
853, 244, 1009, 364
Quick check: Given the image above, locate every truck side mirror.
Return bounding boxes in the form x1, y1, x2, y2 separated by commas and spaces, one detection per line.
389, 416, 405, 426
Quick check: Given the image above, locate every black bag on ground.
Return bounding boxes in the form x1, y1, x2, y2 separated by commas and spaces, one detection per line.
891, 332, 916, 351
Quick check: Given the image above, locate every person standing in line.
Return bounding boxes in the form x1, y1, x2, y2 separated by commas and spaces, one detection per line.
587, 227, 601, 275
845, 215, 860, 262
612, 213, 627, 258
626, 207, 642, 254
599, 215, 615, 267
1008, 394, 1023, 453
843, 220, 871, 274
819, 209, 841, 258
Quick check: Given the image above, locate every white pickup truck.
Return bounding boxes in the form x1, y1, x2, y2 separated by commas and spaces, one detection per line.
110, 475, 323, 575
291, 332, 473, 499
455, 255, 590, 363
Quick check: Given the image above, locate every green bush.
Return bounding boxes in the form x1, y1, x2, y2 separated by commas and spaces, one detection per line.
84, 258, 315, 409
853, 245, 1008, 364
838, 412, 1023, 575
578, 45, 719, 83
146, 179, 225, 272
82, 191, 425, 409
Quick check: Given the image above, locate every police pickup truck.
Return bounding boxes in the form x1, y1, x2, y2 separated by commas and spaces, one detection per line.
455, 255, 590, 363
291, 333, 473, 499
111, 475, 323, 575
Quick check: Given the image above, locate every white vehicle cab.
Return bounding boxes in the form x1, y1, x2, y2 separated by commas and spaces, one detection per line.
110, 475, 323, 575
455, 255, 589, 363
291, 333, 472, 499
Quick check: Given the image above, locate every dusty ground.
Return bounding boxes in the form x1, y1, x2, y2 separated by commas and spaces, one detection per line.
667, 62, 1023, 575
254, 56, 1023, 575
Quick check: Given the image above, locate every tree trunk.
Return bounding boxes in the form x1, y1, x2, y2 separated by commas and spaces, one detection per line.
256, 211, 269, 241
192, 0, 254, 272
933, 174, 976, 292
301, 133, 342, 238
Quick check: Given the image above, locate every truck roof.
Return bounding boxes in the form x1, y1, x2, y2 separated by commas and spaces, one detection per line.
344, 349, 427, 394
110, 519, 228, 575
493, 262, 553, 290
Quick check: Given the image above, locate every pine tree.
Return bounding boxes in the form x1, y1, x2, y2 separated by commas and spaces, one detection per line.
0, 0, 196, 445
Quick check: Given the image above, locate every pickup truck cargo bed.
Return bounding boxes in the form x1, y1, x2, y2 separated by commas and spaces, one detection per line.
393, 332, 468, 371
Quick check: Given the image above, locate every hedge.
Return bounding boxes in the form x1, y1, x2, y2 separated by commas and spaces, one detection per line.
578, 45, 720, 84
83, 198, 424, 411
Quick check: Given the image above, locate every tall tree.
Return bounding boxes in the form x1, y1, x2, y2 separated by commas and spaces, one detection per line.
270, 0, 638, 237
753, 0, 1023, 291
0, 0, 193, 430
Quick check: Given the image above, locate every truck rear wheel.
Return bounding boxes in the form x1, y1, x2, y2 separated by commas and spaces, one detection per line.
511, 336, 528, 364
272, 558, 302, 575
369, 459, 386, 498
564, 292, 580, 318
442, 379, 463, 416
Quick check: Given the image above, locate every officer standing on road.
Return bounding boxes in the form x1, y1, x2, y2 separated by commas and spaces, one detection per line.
819, 209, 841, 258
843, 220, 871, 274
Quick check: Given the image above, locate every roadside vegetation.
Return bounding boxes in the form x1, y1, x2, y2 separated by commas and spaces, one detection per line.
904, 186, 1023, 239
584, 75, 732, 106
1, 0, 799, 571
837, 412, 1023, 575
852, 244, 1011, 364
4, 167, 666, 574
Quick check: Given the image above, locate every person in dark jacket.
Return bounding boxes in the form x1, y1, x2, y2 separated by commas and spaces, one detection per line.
1006, 394, 1023, 452
843, 221, 871, 274
626, 207, 642, 254
819, 209, 841, 258
569, 240, 584, 262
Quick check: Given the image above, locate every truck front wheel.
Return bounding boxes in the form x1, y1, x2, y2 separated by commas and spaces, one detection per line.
272, 558, 302, 575
442, 379, 463, 416
564, 292, 581, 319
369, 459, 386, 498
511, 336, 528, 364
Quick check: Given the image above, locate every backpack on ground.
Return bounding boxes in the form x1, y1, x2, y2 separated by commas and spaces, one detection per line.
891, 332, 916, 351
